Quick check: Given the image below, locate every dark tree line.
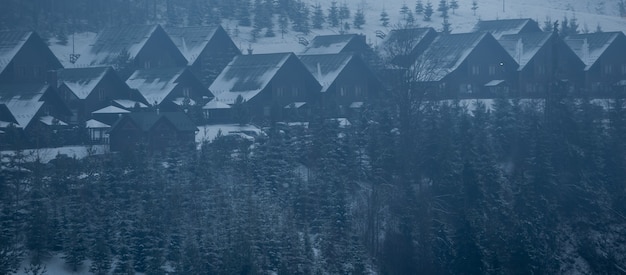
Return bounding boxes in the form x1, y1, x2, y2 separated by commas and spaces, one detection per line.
2, 85, 626, 273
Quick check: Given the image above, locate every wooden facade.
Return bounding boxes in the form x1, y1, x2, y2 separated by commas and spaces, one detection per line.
109, 112, 197, 152
0, 31, 63, 84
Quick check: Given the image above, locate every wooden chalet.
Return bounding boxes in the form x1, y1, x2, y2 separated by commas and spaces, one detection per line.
564, 31, 626, 95
413, 32, 518, 98
498, 32, 586, 96
56, 66, 147, 125
298, 53, 383, 117
166, 25, 241, 87
209, 53, 321, 124
74, 25, 187, 75
379, 27, 438, 68
108, 112, 198, 152
0, 31, 63, 84
126, 67, 213, 112
0, 84, 72, 148
472, 18, 542, 39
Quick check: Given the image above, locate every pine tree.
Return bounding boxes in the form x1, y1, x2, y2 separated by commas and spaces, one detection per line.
543, 17, 553, 32
312, 3, 325, 29
339, 2, 351, 22
380, 9, 390, 27
328, 1, 340, 27
450, 0, 459, 14
292, 1, 311, 34
416, 0, 424, 14
471, 0, 478, 16
353, 8, 365, 29
400, 3, 411, 20
442, 18, 452, 34
237, 0, 252, 27
438, 0, 449, 17
424, 1, 434, 21
620, 0, 626, 17
278, 11, 289, 38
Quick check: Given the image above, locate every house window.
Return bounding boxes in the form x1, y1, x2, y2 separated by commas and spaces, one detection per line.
603, 64, 613, 75
292, 87, 300, 97
488, 65, 496, 76
182, 87, 190, 98
144, 61, 151, 69
460, 84, 472, 93
536, 65, 546, 76
98, 88, 106, 101
339, 86, 347, 97
15, 65, 25, 78
275, 87, 285, 97
355, 86, 364, 98
263, 106, 271, 116
203, 110, 210, 119
471, 65, 480, 75
621, 64, 626, 75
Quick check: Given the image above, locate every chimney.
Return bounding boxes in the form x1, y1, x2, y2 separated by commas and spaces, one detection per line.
46, 70, 58, 88
317, 62, 323, 80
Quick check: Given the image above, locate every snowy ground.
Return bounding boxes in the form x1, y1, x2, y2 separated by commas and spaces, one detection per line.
48, 0, 626, 63
1, 145, 108, 164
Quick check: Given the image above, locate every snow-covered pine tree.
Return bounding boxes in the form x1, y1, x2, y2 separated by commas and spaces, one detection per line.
328, 1, 340, 27
354, 8, 365, 29
438, 0, 449, 17
279, 11, 289, 38
400, 3, 411, 20
424, 1, 434, 21
380, 9, 390, 27
292, 1, 310, 34
416, 0, 424, 14
442, 18, 452, 34
339, 2, 351, 21
237, 0, 252, 27
543, 17, 553, 32
471, 0, 478, 16
312, 3, 325, 29
450, 0, 459, 14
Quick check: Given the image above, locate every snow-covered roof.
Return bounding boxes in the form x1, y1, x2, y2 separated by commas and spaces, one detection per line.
302, 34, 364, 55
0, 31, 31, 75
111, 112, 197, 132
85, 119, 110, 129
113, 99, 148, 109
416, 32, 488, 81
58, 67, 110, 99
499, 32, 552, 70
0, 84, 49, 128
172, 97, 196, 107
92, 105, 130, 114
472, 18, 541, 39
126, 67, 186, 105
210, 53, 292, 104
284, 102, 307, 109
298, 53, 353, 93
203, 99, 231, 109
166, 26, 220, 65
564, 32, 624, 70
39, 115, 68, 126
76, 25, 184, 67
484, 80, 506, 87
0, 120, 18, 128
350, 101, 364, 108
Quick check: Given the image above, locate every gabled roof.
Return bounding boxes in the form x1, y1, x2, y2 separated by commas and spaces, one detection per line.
92, 105, 130, 114
383, 28, 437, 53
203, 99, 231, 109
416, 32, 489, 81
58, 66, 110, 99
564, 32, 624, 70
499, 32, 553, 70
0, 31, 63, 75
126, 67, 186, 105
111, 112, 197, 132
210, 53, 292, 104
0, 84, 49, 128
86, 119, 110, 128
302, 34, 366, 55
472, 18, 541, 39
298, 53, 355, 92
77, 25, 185, 67
166, 25, 222, 65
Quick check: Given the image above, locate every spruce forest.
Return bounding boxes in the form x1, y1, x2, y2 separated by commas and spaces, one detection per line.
2, 0, 626, 274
